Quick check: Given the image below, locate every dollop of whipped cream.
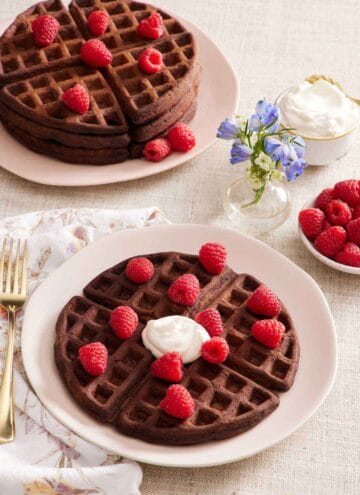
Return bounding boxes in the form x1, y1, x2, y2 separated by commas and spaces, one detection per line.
278, 79, 360, 138
142, 315, 210, 364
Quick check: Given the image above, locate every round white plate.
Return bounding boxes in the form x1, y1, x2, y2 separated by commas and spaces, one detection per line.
22, 224, 337, 467
299, 198, 360, 275
0, 8, 239, 186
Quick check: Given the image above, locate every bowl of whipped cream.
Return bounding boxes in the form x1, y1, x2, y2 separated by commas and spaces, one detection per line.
276, 78, 360, 165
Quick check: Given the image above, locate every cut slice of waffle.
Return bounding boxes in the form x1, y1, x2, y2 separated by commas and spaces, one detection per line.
55, 251, 300, 445
0, 0, 85, 85
69, 0, 192, 54
0, 100, 130, 149
117, 360, 279, 445
105, 34, 199, 124
83, 252, 236, 319
55, 296, 153, 421
205, 274, 299, 391
4, 120, 129, 164
131, 73, 200, 143
0, 65, 129, 134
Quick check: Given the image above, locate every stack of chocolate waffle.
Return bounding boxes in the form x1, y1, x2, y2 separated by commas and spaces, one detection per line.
55, 252, 300, 445
0, 0, 200, 164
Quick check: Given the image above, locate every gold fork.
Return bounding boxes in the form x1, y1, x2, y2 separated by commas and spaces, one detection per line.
0, 239, 27, 444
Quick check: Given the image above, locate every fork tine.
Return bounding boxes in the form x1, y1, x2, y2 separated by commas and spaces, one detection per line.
0, 239, 6, 294
21, 241, 28, 296
12, 240, 20, 295
5, 239, 13, 294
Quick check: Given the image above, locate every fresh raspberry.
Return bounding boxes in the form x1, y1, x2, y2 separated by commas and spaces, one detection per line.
110, 306, 138, 339
346, 218, 360, 245
335, 242, 360, 267
353, 205, 360, 219
326, 199, 352, 226
168, 274, 200, 306
62, 83, 90, 115
314, 226, 346, 258
151, 352, 183, 382
80, 39, 112, 67
31, 15, 59, 47
143, 138, 172, 162
201, 337, 229, 364
167, 123, 196, 152
334, 179, 360, 207
138, 48, 163, 74
298, 208, 326, 241
160, 384, 195, 419
199, 242, 227, 275
137, 12, 164, 40
78, 342, 108, 376
246, 284, 281, 318
195, 309, 223, 337
87, 10, 110, 36
125, 257, 155, 284
251, 319, 285, 349
314, 187, 335, 211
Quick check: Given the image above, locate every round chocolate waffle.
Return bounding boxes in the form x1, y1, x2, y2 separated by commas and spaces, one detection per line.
55, 251, 300, 445
0, 0, 200, 164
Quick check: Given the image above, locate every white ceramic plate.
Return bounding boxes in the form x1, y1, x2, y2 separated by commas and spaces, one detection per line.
0, 7, 239, 187
299, 198, 360, 275
22, 224, 337, 467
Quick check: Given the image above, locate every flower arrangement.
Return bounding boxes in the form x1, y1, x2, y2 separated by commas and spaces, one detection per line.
217, 100, 307, 206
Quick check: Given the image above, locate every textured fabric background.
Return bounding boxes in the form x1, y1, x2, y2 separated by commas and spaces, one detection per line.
0, 1, 360, 494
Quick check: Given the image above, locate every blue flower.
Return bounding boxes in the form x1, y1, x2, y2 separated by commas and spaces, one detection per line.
230, 142, 252, 164
291, 135, 306, 159
283, 159, 307, 181
264, 136, 282, 156
249, 100, 280, 132
217, 118, 239, 140
271, 143, 298, 164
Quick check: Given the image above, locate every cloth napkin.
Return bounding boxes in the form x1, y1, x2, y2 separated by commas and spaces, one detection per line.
0, 207, 168, 495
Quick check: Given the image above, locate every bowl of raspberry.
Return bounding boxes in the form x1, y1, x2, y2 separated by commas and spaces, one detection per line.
298, 179, 360, 274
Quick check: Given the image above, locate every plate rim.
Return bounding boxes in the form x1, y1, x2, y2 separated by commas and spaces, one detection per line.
0, 9, 240, 187
21, 224, 337, 467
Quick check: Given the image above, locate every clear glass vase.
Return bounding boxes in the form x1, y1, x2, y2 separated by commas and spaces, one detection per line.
223, 175, 292, 235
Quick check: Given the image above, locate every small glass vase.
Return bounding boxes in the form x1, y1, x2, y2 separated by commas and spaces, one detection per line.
223, 175, 292, 236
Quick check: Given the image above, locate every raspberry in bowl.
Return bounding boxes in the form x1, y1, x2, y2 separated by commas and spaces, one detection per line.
298, 179, 360, 274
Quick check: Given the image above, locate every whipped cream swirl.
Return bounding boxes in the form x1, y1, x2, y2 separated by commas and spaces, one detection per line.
278, 79, 360, 138
142, 315, 210, 364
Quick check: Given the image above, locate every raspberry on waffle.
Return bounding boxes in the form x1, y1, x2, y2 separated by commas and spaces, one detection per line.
0, 0, 84, 85
55, 251, 300, 445
0, 65, 129, 134
69, 0, 189, 52
105, 34, 198, 124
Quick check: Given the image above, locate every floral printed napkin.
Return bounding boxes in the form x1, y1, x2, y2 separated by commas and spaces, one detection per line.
0, 207, 168, 495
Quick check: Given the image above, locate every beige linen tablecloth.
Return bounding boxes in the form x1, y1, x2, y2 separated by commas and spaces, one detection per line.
0, 0, 359, 494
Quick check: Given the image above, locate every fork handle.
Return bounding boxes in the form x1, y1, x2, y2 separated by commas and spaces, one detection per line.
0, 309, 16, 444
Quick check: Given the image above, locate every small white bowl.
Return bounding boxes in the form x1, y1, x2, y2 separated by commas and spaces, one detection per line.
298, 198, 360, 275
276, 88, 360, 166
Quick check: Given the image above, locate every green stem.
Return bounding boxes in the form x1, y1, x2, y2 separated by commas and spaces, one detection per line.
241, 184, 266, 208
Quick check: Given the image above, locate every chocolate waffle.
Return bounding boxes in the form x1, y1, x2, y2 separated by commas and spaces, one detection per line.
3, 121, 129, 164
0, 101, 130, 149
129, 99, 197, 158
0, 0, 84, 85
55, 251, 300, 445
105, 34, 199, 125
0, 65, 129, 135
0, 0, 200, 164
69, 0, 191, 53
